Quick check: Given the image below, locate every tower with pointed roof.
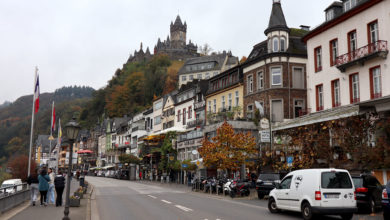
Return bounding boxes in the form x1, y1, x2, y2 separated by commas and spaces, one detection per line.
170, 15, 187, 49
265, 0, 290, 53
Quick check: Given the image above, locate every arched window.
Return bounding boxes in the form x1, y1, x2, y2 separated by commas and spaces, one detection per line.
280, 37, 286, 52
268, 38, 272, 53
273, 37, 279, 52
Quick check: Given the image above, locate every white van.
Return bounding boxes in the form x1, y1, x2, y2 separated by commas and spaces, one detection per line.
268, 168, 357, 220
1, 179, 23, 194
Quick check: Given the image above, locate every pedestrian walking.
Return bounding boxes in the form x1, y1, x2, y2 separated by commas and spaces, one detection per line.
54, 170, 65, 207
38, 168, 50, 206
47, 168, 55, 204
27, 169, 39, 206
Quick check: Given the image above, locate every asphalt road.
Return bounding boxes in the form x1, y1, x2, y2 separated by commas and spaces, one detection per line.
86, 176, 382, 220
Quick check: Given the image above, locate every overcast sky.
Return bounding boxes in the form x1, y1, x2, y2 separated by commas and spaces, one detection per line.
0, 0, 335, 104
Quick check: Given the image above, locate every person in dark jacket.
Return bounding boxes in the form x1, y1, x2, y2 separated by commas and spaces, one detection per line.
38, 168, 50, 206
27, 169, 39, 206
54, 170, 66, 206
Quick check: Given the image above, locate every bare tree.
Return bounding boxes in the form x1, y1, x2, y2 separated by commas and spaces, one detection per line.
198, 43, 213, 56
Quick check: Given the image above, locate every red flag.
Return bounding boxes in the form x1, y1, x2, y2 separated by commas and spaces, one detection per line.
34, 75, 40, 113
51, 102, 56, 133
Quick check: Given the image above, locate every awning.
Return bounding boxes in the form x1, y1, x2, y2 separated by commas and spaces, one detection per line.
155, 127, 186, 135
272, 105, 360, 131
77, 150, 93, 154
102, 165, 114, 169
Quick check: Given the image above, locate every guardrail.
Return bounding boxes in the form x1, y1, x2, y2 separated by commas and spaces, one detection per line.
0, 183, 30, 213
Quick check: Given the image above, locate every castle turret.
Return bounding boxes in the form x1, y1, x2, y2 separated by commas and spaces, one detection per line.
170, 15, 187, 49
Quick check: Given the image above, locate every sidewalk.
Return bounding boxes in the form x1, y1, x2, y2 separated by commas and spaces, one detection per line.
4, 179, 89, 220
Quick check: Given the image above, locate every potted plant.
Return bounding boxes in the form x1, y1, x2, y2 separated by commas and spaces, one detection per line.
69, 195, 80, 207
74, 187, 84, 199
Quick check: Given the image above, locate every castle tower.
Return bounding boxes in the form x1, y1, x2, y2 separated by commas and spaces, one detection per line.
170, 15, 187, 49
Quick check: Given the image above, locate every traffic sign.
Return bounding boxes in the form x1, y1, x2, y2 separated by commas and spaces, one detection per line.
182, 164, 188, 168
287, 156, 293, 167
260, 131, 270, 143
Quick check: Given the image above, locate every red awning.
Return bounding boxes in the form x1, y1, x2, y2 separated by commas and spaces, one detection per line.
77, 150, 93, 154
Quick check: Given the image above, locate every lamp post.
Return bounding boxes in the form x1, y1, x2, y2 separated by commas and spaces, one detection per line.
63, 117, 81, 220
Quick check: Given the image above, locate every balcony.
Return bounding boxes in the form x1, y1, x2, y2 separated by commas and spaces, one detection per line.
336, 40, 388, 72
186, 119, 204, 129
194, 101, 205, 109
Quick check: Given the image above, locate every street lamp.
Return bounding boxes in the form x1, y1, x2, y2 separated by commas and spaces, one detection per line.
63, 116, 81, 220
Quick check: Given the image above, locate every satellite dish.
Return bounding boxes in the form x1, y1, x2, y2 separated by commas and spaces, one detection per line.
255, 101, 264, 116
192, 150, 198, 155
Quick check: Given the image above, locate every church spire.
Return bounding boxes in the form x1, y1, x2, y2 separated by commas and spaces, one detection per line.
264, 0, 289, 35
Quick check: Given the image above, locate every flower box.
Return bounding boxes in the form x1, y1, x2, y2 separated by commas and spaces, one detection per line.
69, 198, 80, 207
74, 191, 83, 199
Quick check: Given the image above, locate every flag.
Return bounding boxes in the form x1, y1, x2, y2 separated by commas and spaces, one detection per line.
51, 101, 56, 134
58, 118, 62, 142
34, 74, 40, 113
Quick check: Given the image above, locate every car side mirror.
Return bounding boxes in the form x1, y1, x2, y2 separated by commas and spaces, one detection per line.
275, 183, 280, 189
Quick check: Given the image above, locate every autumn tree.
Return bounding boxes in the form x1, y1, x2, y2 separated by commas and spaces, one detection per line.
198, 43, 213, 56
199, 122, 257, 174
5, 137, 26, 157
8, 155, 37, 181
239, 56, 247, 64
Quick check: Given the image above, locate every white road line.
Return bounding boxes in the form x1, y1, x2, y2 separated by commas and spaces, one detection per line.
161, 199, 172, 204
175, 205, 193, 212
147, 195, 157, 199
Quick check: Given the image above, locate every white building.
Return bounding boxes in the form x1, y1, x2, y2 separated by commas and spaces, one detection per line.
303, 0, 389, 113
131, 112, 147, 156
152, 98, 164, 134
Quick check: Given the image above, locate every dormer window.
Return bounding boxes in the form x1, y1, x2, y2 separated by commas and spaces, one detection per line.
344, 0, 356, 12
273, 37, 279, 52
280, 37, 286, 52
326, 9, 334, 21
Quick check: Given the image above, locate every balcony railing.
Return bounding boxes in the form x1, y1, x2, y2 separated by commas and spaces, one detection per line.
186, 119, 204, 129
336, 40, 388, 72
194, 101, 205, 109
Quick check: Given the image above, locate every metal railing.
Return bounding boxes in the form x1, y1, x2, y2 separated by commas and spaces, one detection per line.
0, 183, 30, 213
336, 40, 388, 67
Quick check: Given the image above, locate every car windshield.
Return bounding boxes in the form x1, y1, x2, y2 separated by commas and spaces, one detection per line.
259, 174, 279, 181
352, 177, 363, 188
1, 184, 13, 188
321, 172, 352, 189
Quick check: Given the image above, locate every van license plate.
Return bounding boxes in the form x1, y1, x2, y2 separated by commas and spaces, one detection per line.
324, 194, 339, 199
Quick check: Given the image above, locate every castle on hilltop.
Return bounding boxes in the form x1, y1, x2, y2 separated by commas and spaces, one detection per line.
127, 15, 199, 63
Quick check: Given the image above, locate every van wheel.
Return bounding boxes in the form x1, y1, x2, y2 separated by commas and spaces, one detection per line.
340, 213, 353, 220
301, 202, 313, 220
268, 197, 279, 213
258, 192, 264, 199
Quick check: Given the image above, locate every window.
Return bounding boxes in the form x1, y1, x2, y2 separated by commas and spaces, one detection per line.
368, 21, 378, 44
348, 30, 357, 53
197, 74, 202, 79
279, 176, 292, 189
271, 100, 283, 122
331, 79, 341, 107
292, 67, 304, 89
213, 72, 218, 76
235, 91, 239, 107
257, 71, 264, 90
326, 9, 334, 21
294, 100, 304, 118
273, 37, 279, 52
247, 75, 253, 94
316, 84, 324, 111
370, 66, 381, 99
213, 99, 216, 113
154, 116, 161, 125
221, 96, 226, 109
188, 106, 192, 119
182, 75, 187, 81
208, 101, 211, 112
182, 108, 186, 125
154, 100, 163, 110
247, 104, 253, 119
205, 73, 210, 79
344, 0, 356, 12
280, 37, 286, 52
321, 172, 352, 189
329, 39, 338, 66
228, 93, 232, 109
271, 67, 282, 86
177, 110, 181, 122
314, 46, 322, 72
189, 75, 194, 80
349, 73, 360, 103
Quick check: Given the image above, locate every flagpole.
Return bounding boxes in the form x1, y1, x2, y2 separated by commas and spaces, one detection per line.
56, 118, 61, 173
28, 67, 38, 177
49, 101, 54, 168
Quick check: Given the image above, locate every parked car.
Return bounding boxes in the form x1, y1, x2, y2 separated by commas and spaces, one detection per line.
382, 180, 390, 220
256, 173, 285, 199
352, 174, 383, 213
268, 168, 357, 220
1, 179, 23, 194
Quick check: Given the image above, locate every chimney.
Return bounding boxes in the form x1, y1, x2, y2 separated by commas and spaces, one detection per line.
300, 25, 310, 31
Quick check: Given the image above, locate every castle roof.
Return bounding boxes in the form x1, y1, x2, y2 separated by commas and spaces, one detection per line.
264, 0, 289, 35
174, 15, 184, 26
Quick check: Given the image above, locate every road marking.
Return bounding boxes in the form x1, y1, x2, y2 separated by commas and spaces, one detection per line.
175, 205, 193, 212
161, 199, 172, 204
147, 195, 157, 199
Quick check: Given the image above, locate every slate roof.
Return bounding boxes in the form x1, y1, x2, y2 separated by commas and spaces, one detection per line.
264, 1, 289, 34
177, 53, 232, 75
36, 135, 57, 153
173, 15, 184, 26
325, 1, 343, 11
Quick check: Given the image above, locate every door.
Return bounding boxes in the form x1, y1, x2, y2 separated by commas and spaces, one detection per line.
321, 171, 355, 208
275, 175, 293, 209
271, 100, 283, 122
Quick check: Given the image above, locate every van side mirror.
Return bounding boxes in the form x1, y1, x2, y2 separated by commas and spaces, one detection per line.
275, 183, 280, 189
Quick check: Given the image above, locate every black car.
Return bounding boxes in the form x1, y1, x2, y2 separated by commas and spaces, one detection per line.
352, 174, 383, 213
256, 173, 285, 199
382, 180, 390, 219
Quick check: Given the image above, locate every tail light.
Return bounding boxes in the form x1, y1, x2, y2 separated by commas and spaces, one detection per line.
383, 189, 388, 199
355, 187, 368, 193
315, 191, 321, 200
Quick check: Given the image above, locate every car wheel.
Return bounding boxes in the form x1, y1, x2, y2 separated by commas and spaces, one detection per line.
268, 197, 279, 213
368, 198, 376, 213
301, 202, 313, 220
230, 190, 235, 198
258, 192, 265, 199
340, 213, 353, 220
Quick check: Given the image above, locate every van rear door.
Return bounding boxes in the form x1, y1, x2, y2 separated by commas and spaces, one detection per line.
320, 171, 355, 208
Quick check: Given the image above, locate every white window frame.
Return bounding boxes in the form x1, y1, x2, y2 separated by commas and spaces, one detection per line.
372, 67, 381, 95
280, 37, 286, 52
228, 93, 232, 109
271, 67, 282, 86
222, 96, 225, 109
273, 37, 279, 52
235, 91, 239, 107
182, 75, 187, 82
370, 22, 379, 43
333, 80, 340, 106
351, 74, 359, 101
213, 99, 216, 113
257, 71, 264, 90
247, 74, 253, 94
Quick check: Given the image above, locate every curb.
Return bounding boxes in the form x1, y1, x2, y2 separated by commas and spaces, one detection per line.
86, 185, 94, 220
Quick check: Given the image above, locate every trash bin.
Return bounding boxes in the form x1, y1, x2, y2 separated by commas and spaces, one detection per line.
79, 176, 85, 187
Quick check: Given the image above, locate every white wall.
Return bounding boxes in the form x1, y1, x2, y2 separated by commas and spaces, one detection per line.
175, 99, 195, 130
